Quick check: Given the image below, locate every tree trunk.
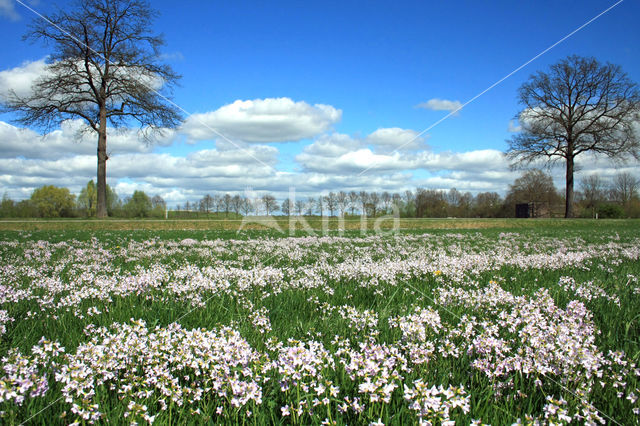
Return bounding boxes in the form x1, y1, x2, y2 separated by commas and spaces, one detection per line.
565, 155, 574, 218
96, 106, 108, 218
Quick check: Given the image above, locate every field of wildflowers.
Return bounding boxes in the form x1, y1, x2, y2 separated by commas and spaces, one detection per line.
1, 225, 639, 425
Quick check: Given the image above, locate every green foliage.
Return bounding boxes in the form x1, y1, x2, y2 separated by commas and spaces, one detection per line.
123, 190, 152, 218
597, 203, 625, 219
0, 193, 16, 218
77, 180, 97, 216
77, 180, 120, 217
29, 185, 75, 217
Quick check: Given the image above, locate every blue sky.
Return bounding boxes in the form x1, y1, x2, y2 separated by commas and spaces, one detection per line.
0, 0, 639, 206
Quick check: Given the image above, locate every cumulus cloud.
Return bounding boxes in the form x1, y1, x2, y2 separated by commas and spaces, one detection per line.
0, 59, 48, 100
365, 127, 426, 152
0, 0, 20, 21
508, 120, 521, 133
0, 119, 175, 160
417, 98, 463, 114
180, 97, 342, 143
0, 57, 168, 113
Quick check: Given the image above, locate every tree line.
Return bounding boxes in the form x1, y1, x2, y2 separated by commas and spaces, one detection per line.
2, 170, 638, 219
0, 181, 167, 219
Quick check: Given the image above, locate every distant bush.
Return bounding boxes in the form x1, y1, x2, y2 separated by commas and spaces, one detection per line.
30, 185, 76, 218
597, 203, 624, 219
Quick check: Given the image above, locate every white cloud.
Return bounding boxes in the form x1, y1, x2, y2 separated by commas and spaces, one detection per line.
180, 97, 342, 143
0, 0, 20, 21
365, 127, 426, 152
0, 119, 175, 160
0, 57, 167, 111
508, 120, 521, 133
417, 98, 463, 114
0, 59, 48, 100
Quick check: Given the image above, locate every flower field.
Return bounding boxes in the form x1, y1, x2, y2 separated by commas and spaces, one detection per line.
1, 225, 639, 425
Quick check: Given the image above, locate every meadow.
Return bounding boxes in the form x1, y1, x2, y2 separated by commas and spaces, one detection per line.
0, 219, 639, 425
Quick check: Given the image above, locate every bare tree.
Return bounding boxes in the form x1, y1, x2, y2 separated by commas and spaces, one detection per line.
505, 169, 561, 217
202, 194, 214, 214
294, 200, 305, 216
506, 55, 640, 218
261, 194, 278, 216
305, 198, 315, 216
579, 175, 605, 217
2, 0, 182, 217
281, 198, 292, 216
611, 172, 639, 206
316, 196, 324, 217
381, 191, 391, 213
240, 197, 253, 216
358, 191, 368, 216
223, 194, 232, 217
473, 192, 503, 218
348, 191, 359, 216
336, 191, 348, 217
391, 192, 402, 212
325, 192, 337, 217
231, 195, 242, 216
151, 194, 165, 210
369, 192, 380, 217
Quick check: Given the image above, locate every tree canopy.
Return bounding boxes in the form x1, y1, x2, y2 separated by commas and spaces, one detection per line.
2, 0, 181, 218
506, 55, 640, 218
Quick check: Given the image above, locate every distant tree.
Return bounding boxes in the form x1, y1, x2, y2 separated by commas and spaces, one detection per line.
202, 194, 214, 213
15, 200, 38, 218
348, 191, 359, 215
281, 198, 292, 216
294, 199, 305, 216
391, 193, 403, 214
240, 197, 253, 216
151, 194, 166, 217
358, 191, 368, 216
124, 190, 152, 217
77, 180, 98, 216
336, 191, 348, 217
316, 196, 324, 217
403, 190, 416, 217
2, 0, 182, 217
30, 185, 76, 217
231, 195, 243, 216
505, 169, 561, 217
305, 198, 316, 216
215, 196, 224, 214
579, 175, 606, 218
473, 192, 503, 218
381, 191, 392, 213
506, 55, 640, 218
223, 194, 232, 217
610, 172, 639, 206
325, 192, 337, 217
458, 191, 473, 217
415, 188, 447, 218
369, 192, 380, 217
0, 193, 16, 218
77, 180, 119, 216
261, 194, 278, 216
